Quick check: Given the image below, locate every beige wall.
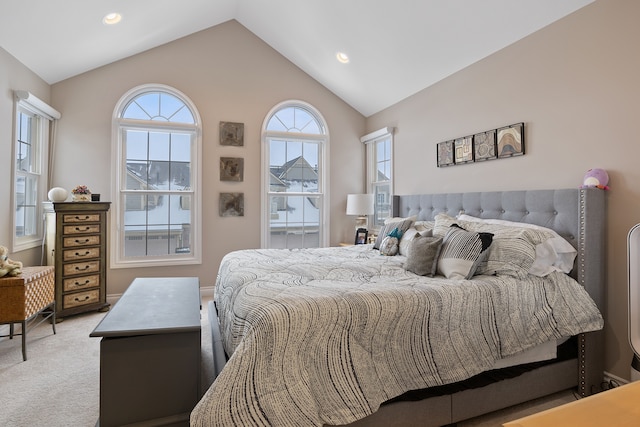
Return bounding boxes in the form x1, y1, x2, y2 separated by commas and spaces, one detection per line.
0, 47, 51, 266
366, 0, 639, 380
49, 21, 365, 294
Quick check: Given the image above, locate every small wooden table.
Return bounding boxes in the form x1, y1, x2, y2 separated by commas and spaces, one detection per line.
90, 277, 201, 427
0, 266, 56, 361
503, 381, 640, 426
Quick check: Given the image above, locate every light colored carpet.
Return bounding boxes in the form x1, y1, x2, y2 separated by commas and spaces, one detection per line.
0, 297, 215, 427
0, 296, 576, 427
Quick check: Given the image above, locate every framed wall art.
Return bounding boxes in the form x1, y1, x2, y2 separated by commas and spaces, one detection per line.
436, 122, 525, 167
473, 130, 497, 161
437, 140, 455, 167
220, 121, 244, 146
219, 192, 244, 217
454, 136, 473, 164
220, 157, 244, 181
497, 122, 525, 158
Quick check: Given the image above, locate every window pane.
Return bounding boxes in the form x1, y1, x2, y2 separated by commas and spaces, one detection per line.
268, 195, 320, 249
123, 92, 195, 123
15, 175, 38, 238
267, 106, 322, 134
126, 130, 148, 160
149, 132, 170, 161
373, 183, 391, 228
16, 112, 35, 173
170, 161, 191, 190
170, 133, 191, 162
270, 140, 319, 194
123, 194, 190, 257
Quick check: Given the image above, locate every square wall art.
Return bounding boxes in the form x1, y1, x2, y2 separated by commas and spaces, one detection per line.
220, 121, 244, 146
220, 192, 244, 217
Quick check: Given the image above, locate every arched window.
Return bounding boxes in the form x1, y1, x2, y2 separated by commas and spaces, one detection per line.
111, 84, 202, 267
262, 101, 329, 249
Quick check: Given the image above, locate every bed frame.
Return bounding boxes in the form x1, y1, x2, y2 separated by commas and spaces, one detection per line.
341, 188, 606, 426
208, 188, 606, 427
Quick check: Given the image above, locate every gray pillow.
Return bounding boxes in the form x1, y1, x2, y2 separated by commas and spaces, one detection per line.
404, 234, 443, 276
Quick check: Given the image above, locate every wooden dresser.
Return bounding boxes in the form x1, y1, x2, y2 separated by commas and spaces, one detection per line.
47, 202, 111, 318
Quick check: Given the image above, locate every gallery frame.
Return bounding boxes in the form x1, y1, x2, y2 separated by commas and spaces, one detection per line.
437, 140, 455, 167
436, 122, 524, 167
219, 121, 244, 146
354, 228, 368, 245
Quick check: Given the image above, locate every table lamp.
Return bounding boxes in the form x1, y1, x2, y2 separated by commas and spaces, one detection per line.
346, 194, 374, 231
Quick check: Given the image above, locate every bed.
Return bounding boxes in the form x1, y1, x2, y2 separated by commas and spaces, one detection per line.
191, 188, 606, 427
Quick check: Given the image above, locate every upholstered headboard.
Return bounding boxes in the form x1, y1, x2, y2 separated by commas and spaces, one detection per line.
393, 188, 605, 304
393, 188, 606, 396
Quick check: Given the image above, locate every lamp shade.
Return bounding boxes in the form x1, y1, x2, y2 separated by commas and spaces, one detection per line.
346, 194, 374, 216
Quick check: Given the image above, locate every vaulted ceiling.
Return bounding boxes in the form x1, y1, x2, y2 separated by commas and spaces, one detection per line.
0, 0, 594, 117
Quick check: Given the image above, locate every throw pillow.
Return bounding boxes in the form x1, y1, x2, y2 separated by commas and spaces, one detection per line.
437, 225, 494, 279
404, 234, 443, 276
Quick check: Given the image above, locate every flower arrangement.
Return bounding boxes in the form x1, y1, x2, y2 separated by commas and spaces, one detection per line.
71, 185, 90, 195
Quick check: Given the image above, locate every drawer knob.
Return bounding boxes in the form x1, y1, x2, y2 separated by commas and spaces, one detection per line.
75, 265, 91, 271
74, 295, 91, 302
75, 226, 91, 232
75, 215, 90, 220
75, 251, 91, 257
75, 238, 90, 244
73, 279, 91, 287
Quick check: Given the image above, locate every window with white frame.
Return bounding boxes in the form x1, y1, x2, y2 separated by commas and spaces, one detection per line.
12, 91, 59, 252
261, 101, 329, 249
361, 127, 394, 229
111, 84, 202, 268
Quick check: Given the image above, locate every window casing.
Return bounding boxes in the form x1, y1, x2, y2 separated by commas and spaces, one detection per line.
362, 127, 394, 229
111, 85, 202, 268
261, 101, 329, 249
12, 92, 58, 252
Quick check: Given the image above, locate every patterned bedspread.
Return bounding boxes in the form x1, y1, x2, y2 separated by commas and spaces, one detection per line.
191, 245, 603, 426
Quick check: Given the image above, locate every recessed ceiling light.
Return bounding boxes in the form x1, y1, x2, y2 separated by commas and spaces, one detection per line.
103, 12, 122, 25
336, 52, 350, 64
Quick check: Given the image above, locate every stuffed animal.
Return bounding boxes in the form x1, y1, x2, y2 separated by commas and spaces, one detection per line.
581, 168, 609, 190
0, 246, 23, 278
379, 227, 403, 256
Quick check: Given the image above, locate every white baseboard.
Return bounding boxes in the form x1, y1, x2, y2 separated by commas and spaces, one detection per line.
200, 285, 214, 300
604, 371, 629, 387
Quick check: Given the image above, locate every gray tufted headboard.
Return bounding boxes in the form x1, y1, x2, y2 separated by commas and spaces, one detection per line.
393, 188, 607, 396
393, 188, 605, 304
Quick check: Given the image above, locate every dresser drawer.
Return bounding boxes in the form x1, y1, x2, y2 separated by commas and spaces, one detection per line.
63, 247, 100, 262
63, 224, 100, 235
63, 289, 100, 309
63, 260, 100, 276
63, 213, 101, 223
63, 235, 100, 248
63, 274, 100, 292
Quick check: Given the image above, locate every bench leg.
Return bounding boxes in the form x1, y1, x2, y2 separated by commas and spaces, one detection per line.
22, 320, 27, 361
51, 301, 56, 334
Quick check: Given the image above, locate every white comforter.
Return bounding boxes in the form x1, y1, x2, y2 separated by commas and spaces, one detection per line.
191, 245, 603, 426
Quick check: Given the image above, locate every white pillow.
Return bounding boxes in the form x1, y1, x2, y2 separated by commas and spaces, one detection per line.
456, 214, 577, 276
